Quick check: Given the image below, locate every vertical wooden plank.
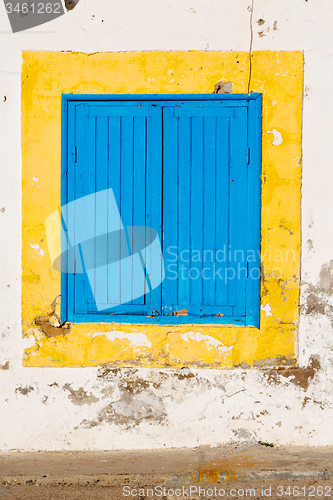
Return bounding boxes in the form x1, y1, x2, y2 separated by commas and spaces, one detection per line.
215, 118, 230, 306
162, 106, 178, 316
178, 115, 191, 307
146, 106, 163, 315
94, 116, 108, 306
132, 115, 146, 305
202, 116, 217, 306
190, 116, 204, 307
120, 115, 134, 305
107, 115, 121, 306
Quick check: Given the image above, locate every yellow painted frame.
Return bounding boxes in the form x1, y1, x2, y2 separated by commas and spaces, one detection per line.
22, 50, 303, 368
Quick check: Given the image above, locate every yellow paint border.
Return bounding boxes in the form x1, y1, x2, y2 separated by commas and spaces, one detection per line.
22, 50, 303, 368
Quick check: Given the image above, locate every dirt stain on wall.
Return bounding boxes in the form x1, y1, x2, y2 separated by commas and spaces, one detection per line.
264, 356, 320, 390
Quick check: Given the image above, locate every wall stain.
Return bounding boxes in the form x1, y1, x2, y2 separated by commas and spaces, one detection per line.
264, 356, 320, 390
80, 367, 166, 429
15, 386, 34, 396
0, 361, 9, 370
307, 239, 313, 250
303, 260, 333, 320
35, 297, 71, 338
63, 384, 99, 406
302, 396, 324, 409
64, 0, 77, 10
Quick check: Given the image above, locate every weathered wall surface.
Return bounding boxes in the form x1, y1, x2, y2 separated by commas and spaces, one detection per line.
1, 0, 333, 449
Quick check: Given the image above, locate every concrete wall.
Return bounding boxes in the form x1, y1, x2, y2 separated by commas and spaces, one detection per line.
1, 0, 333, 450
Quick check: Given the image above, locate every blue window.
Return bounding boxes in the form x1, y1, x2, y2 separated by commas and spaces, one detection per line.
61, 94, 261, 326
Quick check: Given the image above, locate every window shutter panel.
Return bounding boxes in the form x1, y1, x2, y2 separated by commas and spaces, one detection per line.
162, 103, 249, 320
66, 102, 162, 320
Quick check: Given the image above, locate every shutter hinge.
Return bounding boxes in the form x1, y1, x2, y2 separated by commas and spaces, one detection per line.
247, 147, 250, 165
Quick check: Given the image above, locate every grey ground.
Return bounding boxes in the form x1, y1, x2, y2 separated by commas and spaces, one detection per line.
0, 444, 332, 498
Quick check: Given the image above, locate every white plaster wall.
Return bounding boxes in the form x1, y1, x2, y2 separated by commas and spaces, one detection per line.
1, 0, 333, 450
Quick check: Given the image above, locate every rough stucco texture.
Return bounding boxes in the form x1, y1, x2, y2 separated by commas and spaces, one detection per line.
0, 0, 333, 449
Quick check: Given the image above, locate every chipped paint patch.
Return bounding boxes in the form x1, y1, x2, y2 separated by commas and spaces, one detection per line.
268, 129, 283, 145
181, 331, 233, 353
63, 384, 99, 406
22, 335, 36, 350
261, 304, 273, 317
264, 356, 320, 390
15, 386, 34, 396
93, 331, 152, 348
30, 244, 44, 258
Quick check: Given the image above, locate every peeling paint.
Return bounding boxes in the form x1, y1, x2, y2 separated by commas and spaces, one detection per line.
30, 244, 44, 259
80, 368, 166, 429
181, 331, 233, 353
261, 304, 273, 317
63, 384, 99, 406
265, 356, 321, 390
15, 386, 34, 396
302, 260, 333, 319
268, 129, 283, 146
22, 335, 36, 350
214, 80, 233, 94
93, 331, 152, 348
34, 297, 71, 338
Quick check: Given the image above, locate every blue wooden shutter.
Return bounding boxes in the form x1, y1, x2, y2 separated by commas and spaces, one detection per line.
162, 103, 249, 321
63, 95, 261, 326
65, 102, 162, 321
